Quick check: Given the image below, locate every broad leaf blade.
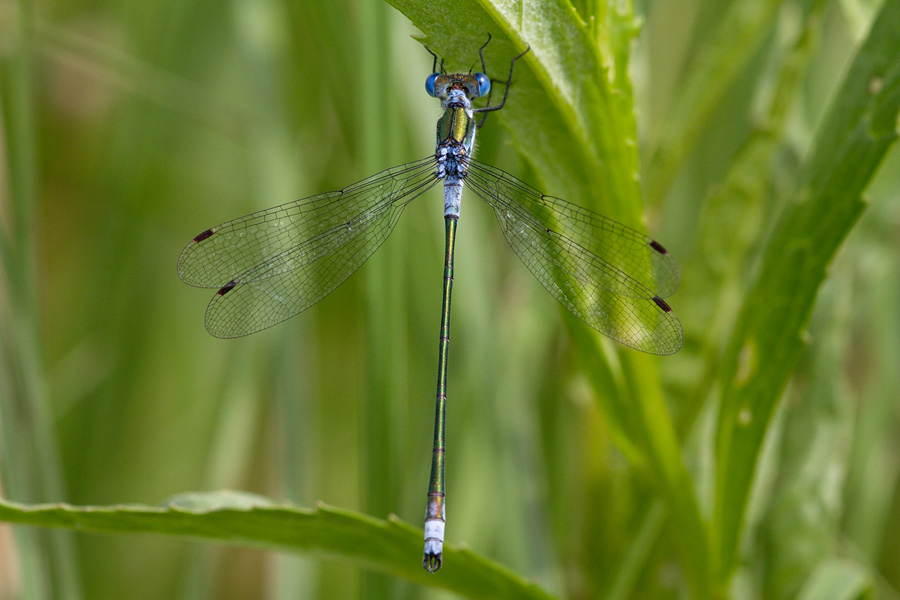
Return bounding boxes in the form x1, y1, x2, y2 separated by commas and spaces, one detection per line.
385, 0, 643, 223
0, 494, 560, 600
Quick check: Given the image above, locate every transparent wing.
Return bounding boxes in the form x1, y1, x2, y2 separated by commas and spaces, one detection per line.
465, 159, 682, 355
177, 157, 439, 338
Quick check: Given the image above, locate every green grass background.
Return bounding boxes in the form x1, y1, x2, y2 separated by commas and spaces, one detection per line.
1, 0, 899, 599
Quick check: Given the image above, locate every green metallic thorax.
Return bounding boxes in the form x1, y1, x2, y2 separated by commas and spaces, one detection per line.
436, 106, 476, 151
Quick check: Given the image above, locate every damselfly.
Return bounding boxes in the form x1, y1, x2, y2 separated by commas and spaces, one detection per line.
177, 36, 682, 572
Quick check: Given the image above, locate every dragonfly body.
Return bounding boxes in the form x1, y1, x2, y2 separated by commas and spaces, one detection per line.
422, 69, 486, 571
177, 38, 681, 573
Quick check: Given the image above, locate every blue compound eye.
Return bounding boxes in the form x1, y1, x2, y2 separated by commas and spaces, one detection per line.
475, 72, 490, 97
425, 73, 440, 97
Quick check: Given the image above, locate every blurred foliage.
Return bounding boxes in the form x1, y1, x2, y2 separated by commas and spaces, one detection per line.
1, 0, 899, 599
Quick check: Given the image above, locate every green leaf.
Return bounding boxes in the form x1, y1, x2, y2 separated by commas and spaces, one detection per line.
384, 0, 643, 223
0, 494, 560, 600
712, 0, 900, 588
760, 279, 855, 600
795, 559, 874, 600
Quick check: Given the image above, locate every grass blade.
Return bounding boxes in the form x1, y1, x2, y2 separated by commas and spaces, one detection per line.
712, 0, 900, 588
0, 494, 561, 600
